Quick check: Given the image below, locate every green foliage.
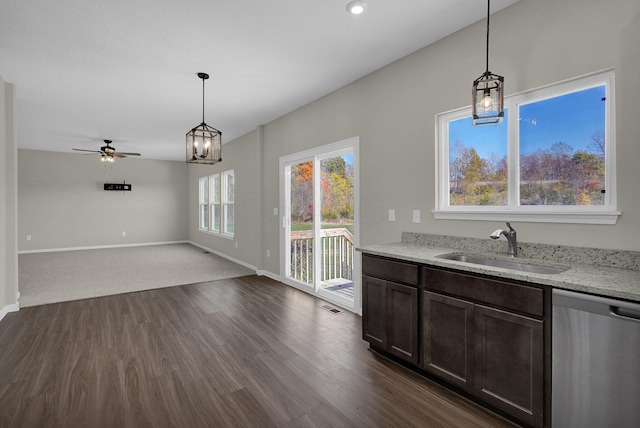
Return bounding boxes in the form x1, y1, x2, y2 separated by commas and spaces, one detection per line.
320, 157, 353, 222
290, 156, 354, 224
450, 141, 507, 205
321, 157, 346, 176
451, 136, 606, 206
291, 161, 314, 222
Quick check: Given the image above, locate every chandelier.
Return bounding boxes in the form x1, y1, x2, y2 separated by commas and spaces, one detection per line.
186, 72, 222, 164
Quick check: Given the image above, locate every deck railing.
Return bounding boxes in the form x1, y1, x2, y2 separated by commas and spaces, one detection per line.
290, 228, 354, 284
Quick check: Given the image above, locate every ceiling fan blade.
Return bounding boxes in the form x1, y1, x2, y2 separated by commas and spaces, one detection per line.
113, 153, 126, 158
116, 152, 141, 156
72, 148, 101, 153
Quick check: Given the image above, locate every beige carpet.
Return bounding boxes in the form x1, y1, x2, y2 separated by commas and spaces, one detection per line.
18, 243, 255, 307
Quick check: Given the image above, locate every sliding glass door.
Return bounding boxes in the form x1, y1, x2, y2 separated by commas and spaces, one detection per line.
280, 138, 358, 310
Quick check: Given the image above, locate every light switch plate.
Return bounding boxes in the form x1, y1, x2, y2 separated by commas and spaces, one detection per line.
388, 209, 396, 222
412, 210, 420, 223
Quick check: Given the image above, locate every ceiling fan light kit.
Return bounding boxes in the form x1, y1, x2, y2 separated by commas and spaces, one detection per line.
472, 0, 504, 125
186, 72, 222, 165
72, 140, 141, 163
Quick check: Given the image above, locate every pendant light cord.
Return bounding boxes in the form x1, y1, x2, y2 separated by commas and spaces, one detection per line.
485, 0, 491, 74
202, 77, 206, 125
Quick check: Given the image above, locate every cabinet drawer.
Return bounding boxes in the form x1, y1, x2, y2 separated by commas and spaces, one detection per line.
422, 267, 543, 317
363, 255, 419, 286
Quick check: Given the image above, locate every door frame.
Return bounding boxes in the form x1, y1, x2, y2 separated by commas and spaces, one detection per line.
279, 137, 360, 313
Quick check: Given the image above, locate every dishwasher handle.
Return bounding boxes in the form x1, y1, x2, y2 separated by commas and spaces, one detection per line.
611, 305, 640, 322
553, 289, 640, 323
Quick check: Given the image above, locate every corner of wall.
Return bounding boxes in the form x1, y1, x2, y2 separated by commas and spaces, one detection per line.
0, 76, 19, 316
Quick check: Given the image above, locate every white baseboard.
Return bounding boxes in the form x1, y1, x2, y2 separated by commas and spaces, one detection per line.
188, 241, 258, 272
0, 302, 19, 322
18, 241, 190, 255
256, 270, 281, 282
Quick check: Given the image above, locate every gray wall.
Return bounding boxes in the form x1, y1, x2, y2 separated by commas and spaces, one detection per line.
188, 129, 261, 269
189, 0, 640, 278
18, 150, 189, 251
1, 75, 18, 314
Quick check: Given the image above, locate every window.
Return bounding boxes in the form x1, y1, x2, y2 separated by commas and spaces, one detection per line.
222, 170, 234, 235
435, 71, 618, 224
199, 169, 235, 237
211, 174, 221, 232
199, 177, 209, 229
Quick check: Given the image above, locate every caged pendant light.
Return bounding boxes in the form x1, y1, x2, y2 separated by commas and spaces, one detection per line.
472, 0, 504, 125
186, 72, 222, 164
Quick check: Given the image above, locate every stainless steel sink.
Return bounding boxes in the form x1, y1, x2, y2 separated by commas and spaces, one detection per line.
438, 253, 569, 275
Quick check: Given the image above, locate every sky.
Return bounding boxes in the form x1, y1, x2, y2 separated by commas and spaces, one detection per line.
449, 85, 606, 160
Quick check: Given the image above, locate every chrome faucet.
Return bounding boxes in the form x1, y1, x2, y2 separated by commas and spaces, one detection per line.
490, 222, 518, 257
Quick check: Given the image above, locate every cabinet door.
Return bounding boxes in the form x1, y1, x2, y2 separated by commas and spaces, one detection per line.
362, 275, 387, 347
474, 305, 544, 428
422, 291, 474, 391
387, 282, 418, 365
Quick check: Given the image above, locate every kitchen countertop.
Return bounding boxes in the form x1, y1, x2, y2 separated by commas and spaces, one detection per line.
358, 241, 640, 303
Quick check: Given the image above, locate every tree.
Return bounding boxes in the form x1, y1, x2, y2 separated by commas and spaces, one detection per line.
450, 141, 506, 205
549, 141, 573, 181
588, 131, 605, 157
321, 157, 346, 176
291, 161, 313, 222
291, 157, 354, 224
321, 157, 353, 221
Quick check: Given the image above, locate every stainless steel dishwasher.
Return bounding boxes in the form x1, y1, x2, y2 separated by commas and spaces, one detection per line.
553, 289, 640, 427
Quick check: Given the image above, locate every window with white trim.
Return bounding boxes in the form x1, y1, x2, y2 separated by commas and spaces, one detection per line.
222, 170, 234, 236
435, 70, 618, 224
199, 169, 235, 237
199, 177, 209, 229
211, 173, 221, 233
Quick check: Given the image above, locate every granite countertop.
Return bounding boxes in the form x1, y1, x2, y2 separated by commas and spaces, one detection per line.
358, 235, 640, 303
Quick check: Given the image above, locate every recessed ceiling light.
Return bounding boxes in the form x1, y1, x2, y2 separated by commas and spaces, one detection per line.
346, 1, 366, 15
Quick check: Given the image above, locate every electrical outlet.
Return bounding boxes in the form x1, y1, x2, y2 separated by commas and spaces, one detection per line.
122, 231, 127, 237
273, 207, 278, 215
388, 209, 396, 222
235, 241, 238, 248
412, 210, 421, 223
26, 235, 31, 241
266, 249, 270, 258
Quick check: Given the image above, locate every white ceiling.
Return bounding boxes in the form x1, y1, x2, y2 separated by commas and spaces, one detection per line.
0, 0, 519, 161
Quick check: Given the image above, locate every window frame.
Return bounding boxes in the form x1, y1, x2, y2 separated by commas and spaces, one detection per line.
209, 173, 221, 233
222, 170, 234, 237
199, 169, 235, 238
434, 70, 619, 224
199, 176, 209, 230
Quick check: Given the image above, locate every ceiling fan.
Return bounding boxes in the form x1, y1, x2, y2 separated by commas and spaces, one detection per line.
72, 140, 141, 163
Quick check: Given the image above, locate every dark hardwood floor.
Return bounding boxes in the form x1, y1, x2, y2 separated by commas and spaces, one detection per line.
0, 275, 511, 427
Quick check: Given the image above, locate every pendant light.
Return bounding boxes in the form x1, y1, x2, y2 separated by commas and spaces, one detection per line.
472, 0, 504, 125
186, 72, 222, 164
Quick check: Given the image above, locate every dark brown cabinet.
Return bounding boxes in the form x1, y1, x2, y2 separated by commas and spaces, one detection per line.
422, 291, 474, 391
386, 281, 418, 364
362, 255, 419, 365
473, 304, 543, 428
362, 275, 387, 347
361, 254, 549, 428
422, 267, 546, 428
